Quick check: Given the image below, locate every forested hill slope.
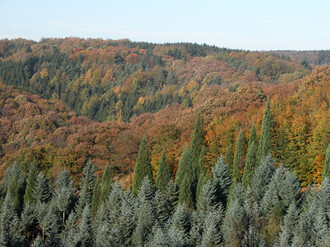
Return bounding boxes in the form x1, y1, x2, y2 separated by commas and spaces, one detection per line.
0, 64, 329, 187
0, 38, 321, 123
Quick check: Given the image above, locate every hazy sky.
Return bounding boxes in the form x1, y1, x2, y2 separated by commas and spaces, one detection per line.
1, 0, 329, 50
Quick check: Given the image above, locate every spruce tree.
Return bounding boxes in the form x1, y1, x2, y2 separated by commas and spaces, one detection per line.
190, 113, 205, 165
24, 165, 38, 204
248, 123, 258, 148
196, 172, 209, 205
200, 211, 222, 247
33, 173, 52, 204
322, 143, 330, 181
91, 176, 101, 216
77, 205, 94, 247
242, 141, 258, 188
54, 170, 76, 225
226, 143, 233, 170
76, 159, 97, 216
175, 145, 196, 195
0, 194, 23, 246
132, 137, 153, 195
212, 157, 232, 207
178, 175, 194, 207
251, 155, 275, 202
233, 130, 245, 181
257, 99, 273, 161
99, 163, 112, 204
156, 148, 171, 192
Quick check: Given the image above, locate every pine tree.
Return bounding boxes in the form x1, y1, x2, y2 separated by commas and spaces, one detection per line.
226, 143, 233, 171
233, 130, 245, 181
242, 141, 258, 188
212, 156, 232, 207
132, 137, 153, 195
196, 172, 209, 205
251, 155, 275, 202
91, 176, 101, 216
175, 145, 197, 201
76, 159, 97, 216
77, 205, 94, 247
54, 170, 76, 225
190, 113, 205, 165
0, 194, 23, 246
99, 163, 112, 204
21, 203, 38, 244
24, 165, 38, 204
167, 204, 190, 246
33, 173, 52, 204
148, 227, 171, 247
197, 180, 217, 212
200, 211, 222, 247
178, 174, 194, 207
156, 148, 171, 192
257, 99, 273, 161
248, 123, 258, 149
322, 143, 330, 181
38, 201, 60, 242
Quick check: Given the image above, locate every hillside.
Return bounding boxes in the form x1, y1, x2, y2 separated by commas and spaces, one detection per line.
0, 60, 328, 187
0, 38, 314, 123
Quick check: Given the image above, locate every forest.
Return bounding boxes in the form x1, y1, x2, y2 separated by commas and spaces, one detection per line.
0, 38, 329, 246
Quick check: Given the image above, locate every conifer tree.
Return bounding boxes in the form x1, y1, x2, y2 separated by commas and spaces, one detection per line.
322, 143, 330, 181
38, 201, 60, 242
156, 148, 171, 192
24, 165, 38, 204
33, 173, 52, 204
196, 172, 209, 205
212, 157, 232, 207
77, 205, 94, 247
21, 203, 38, 243
54, 170, 76, 225
251, 155, 275, 202
233, 130, 245, 181
226, 143, 233, 170
175, 145, 196, 197
248, 123, 258, 149
76, 159, 97, 216
257, 99, 273, 161
91, 176, 101, 216
132, 137, 153, 195
99, 163, 112, 204
197, 180, 217, 212
0, 194, 22, 246
242, 141, 258, 188
190, 113, 204, 165
200, 211, 222, 247
178, 175, 194, 207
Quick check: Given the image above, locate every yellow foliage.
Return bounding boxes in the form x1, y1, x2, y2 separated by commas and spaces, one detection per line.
40, 68, 48, 79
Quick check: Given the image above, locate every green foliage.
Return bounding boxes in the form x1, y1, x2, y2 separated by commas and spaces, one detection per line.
190, 113, 205, 166
242, 140, 258, 188
156, 148, 171, 192
175, 145, 196, 192
233, 130, 245, 181
257, 99, 273, 161
226, 143, 233, 170
322, 143, 330, 181
132, 137, 153, 195
91, 176, 101, 216
24, 165, 38, 205
33, 173, 52, 204
99, 164, 112, 205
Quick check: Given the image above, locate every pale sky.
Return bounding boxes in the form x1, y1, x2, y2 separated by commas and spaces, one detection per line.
0, 0, 329, 50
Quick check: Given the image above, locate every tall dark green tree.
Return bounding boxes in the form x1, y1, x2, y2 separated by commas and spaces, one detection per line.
156, 148, 171, 192
233, 130, 245, 181
24, 165, 38, 204
226, 143, 233, 171
99, 164, 112, 204
33, 173, 52, 204
76, 159, 97, 216
257, 99, 273, 161
322, 143, 330, 181
242, 141, 258, 188
190, 113, 205, 167
91, 176, 101, 216
175, 145, 197, 206
132, 137, 153, 195
248, 123, 258, 148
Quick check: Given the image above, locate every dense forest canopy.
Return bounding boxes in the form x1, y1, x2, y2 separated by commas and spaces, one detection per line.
0, 37, 329, 246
